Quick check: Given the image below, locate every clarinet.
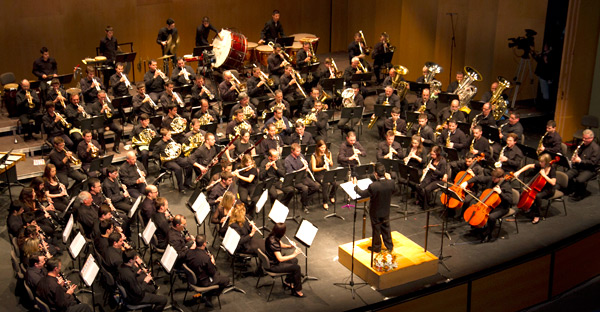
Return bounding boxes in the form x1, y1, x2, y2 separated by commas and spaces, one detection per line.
38, 228, 52, 259
134, 162, 147, 188
59, 273, 81, 303
36, 199, 58, 228
420, 159, 433, 183
116, 178, 133, 204
136, 260, 158, 289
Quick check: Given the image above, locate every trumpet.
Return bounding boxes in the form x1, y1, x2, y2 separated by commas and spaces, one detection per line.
57, 93, 66, 109
201, 85, 215, 100
102, 101, 113, 118
285, 235, 306, 257
156, 69, 169, 82
173, 91, 185, 107
245, 216, 263, 236
180, 67, 191, 83
76, 102, 90, 118
26, 90, 35, 108
65, 146, 81, 165
537, 132, 548, 155
92, 77, 102, 92
56, 112, 72, 129
144, 93, 159, 110
88, 142, 99, 158
121, 73, 133, 89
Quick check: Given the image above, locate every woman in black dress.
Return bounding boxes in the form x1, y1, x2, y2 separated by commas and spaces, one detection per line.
210, 191, 236, 237
233, 154, 258, 215
264, 222, 304, 297
42, 164, 69, 213
228, 203, 262, 255
310, 139, 337, 210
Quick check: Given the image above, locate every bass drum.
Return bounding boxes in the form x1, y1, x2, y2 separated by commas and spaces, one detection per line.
245, 42, 258, 66
3, 83, 19, 117
213, 29, 247, 69
256, 45, 273, 68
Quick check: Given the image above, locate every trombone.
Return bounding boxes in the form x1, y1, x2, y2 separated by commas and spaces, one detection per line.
358, 30, 372, 55
290, 68, 307, 98
231, 75, 247, 93
330, 59, 343, 78
268, 42, 292, 65
251, 64, 276, 96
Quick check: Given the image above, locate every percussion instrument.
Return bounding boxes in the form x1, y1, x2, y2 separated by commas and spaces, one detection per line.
287, 42, 302, 66
245, 42, 258, 66
3, 83, 19, 117
293, 33, 319, 52
156, 54, 174, 60
213, 29, 247, 69
94, 56, 107, 62
256, 45, 273, 68
66, 88, 82, 95
183, 54, 202, 63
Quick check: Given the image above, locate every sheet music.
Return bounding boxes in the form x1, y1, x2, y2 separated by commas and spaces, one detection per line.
222, 227, 241, 255
142, 220, 157, 246
69, 232, 86, 259
80, 254, 99, 287
160, 245, 178, 274
7, 155, 21, 161
255, 189, 268, 213
62, 215, 74, 244
192, 193, 209, 213
195, 201, 210, 226
33, 159, 46, 166
340, 178, 372, 200
128, 196, 142, 218
296, 219, 318, 247
268, 200, 289, 223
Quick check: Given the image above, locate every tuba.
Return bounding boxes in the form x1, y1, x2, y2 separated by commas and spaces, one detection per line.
160, 139, 182, 162
170, 115, 187, 134
490, 76, 512, 120
341, 88, 356, 107
391, 65, 410, 102
453, 66, 482, 114
182, 132, 205, 157
424, 62, 442, 100
132, 128, 156, 150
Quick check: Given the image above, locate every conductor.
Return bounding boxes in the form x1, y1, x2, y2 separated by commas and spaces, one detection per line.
353, 163, 395, 253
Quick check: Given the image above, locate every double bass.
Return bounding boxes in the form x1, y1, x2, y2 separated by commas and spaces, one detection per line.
463, 173, 514, 228
440, 154, 485, 209
515, 156, 559, 212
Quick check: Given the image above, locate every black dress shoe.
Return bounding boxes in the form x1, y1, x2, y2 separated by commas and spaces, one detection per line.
180, 189, 188, 195
367, 246, 381, 253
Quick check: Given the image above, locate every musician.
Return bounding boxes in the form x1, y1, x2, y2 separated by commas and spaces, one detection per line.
80, 66, 105, 104
267, 43, 287, 86
412, 88, 436, 124
469, 125, 492, 163
296, 41, 314, 69
280, 64, 301, 102
449, 153, 484, 184
371, 33, 392, 84
376, 85, 400, 109
264, 107, 292, 137
131, 114, 157, 170
195, 16, 219, 47
75, 192, 97, 238
566, 129, 600, 201
153, 128, 193, 193
268, 90, 291, 118
259, 9, 284, 45
89, 90, 122, 153
206, 160, 237, 194
76, 130, 102, 175
498, 111, 524, 143
160, 105, 183, 144
301, 88, 319, 115
160, 81, 187, 115
25, 252, 47, 290
118, 249, 167, 311
234, 155, 258, 212
89, 178, 124, 223
49, 137, 86, 186
109, 62, 131, 98
36, 258, 92, 312
416, 146, 447, 210
338, 131, 366, 172
378, 106, 405, 139
226, 130, 255, 162
409, 114, 435, 146
16, 79, 41, 141
94, 219, 114, 258
437, 99, 466, 128
229, 203, 263, 255
437, 119, 468, 155
382, 67, 405, 87
32, 47, 58, 82
191, 76, 216, 108
132, 84, 157, 118
343, 57, 362, 85
538, 120, 562, 155
119, 152, 147, 199
192, 102, 218, 130
226, 108, 252, 140
218, 71, 238, 102
290, 122, 315, 146
446, 71, 464, 93
377, 130, 404, 161
459, 168, 514, 242
472, 103, 496, 128
416, 66, 428, 84
153, 197, 171, 249
190, 132, 217, 176
171, 57, 196, 86
348, 32, 369, 63
143, 60, 166, 104
259, 149, 294, 205
64, 94, 87, 139
311, 100, 329, 141
47, 78, 68, 111
103, 165, 133, 213
480, 81, 508, 103
247, 66, 272, 105
514, 153, 557, 224
208, 172, 235, 210
168, 215, 195, 261
339, 84, 365, 134
210, 191, 235, 238
99, 26, 118, 63
31, 177, 61, 217
157, 18, 178, 63
306, 140, 336, 210
265, 223, 304, 297
493, 133, 524, 173
141, 185, 159, 225
7, 204, 25, 238
185, 234, 230, 302
104, 232, 124, 275
230, 93, 258, 126
43, 102, 73, 148
184, 118, 207, 148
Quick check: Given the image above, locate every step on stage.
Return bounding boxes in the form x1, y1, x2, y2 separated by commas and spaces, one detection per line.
338, 231, 439, 290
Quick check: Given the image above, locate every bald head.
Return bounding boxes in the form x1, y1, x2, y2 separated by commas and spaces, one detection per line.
126, 151, 137, 164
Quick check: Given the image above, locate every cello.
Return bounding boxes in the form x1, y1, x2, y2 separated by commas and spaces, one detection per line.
516, 156, 559, 212
440, 154, 485, 209
463, 173, 514, 228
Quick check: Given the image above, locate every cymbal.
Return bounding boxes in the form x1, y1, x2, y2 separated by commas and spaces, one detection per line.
66, 88, 81, 95
157, 54, 173, 60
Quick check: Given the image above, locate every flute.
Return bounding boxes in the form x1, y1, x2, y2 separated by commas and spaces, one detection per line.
246, 216, 263, 236
285, 235, 306, 257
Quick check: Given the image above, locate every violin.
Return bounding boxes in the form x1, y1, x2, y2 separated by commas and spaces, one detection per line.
515, 156, 559, 212
440, 154, 485, 209
463, 173, 514, 228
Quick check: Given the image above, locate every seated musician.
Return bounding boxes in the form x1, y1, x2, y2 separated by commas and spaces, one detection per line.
280, 64, 301, 103
296, 41, 314, 69
49, 137, 86, 186
76, 130, 102, 176
377, 106, 405, 139
514, 153, 557, 224
160, 81, 187, 116
247, 66, 273, 106
450, 153, 484, 181
47, 78, 68, 112
118, 249, 167, 311
192, 99, 218, 122
538, 120, 562, 155
471, 103, 496, 129
343, 57, 363, 86
208, 171, 235, 211
226, 130, 255, 163
234, 155, 259, 214
404, 135, 427, 170
43, 102, 73, 148
16, 79, 41, 141
88, 178, 128, 229
88, 90, 122, 153
411, 88, 437, 125
25, 252, 47, 291
480, 81, 508, 103
438, 119, 468, 155
80, 66, 105, 104
153, 197, 171, 249
104, 232, 125, 275
7, 201, 25, 238
161, 104, 186, 143
141, 185, 159, 225
566, 129, 600, 201
218, 71, 239, 102
446, 71, 464, 93
102, 165, 133, 213
339, 84, 365, 134
337, 131, 366, 175
119, 151, 147, 199
409, 114, 435, 146
268, 90, 291, 118
110, 62, 132, 98
311, 140, 337, 210
183, 118, 207, 154
36, 258, 93, 312
210, 191, 236, 238
168, 215, 195, 262
195, 16, 219, 47
377, 130, 404, 162
382, 67, 405, 87
30, 177, 61, 218
416, 66, 428, 83
259, 149, 294, 205
190, 132, 218, 178
131, 114, 157, 170
230, 93, 258, 129
309, 100, 329, 141
301, 88, 319, 115
259, 123, 283, 157
64, 93, 86, 143
371, 32, 392, 84
348, 32, 369, 63
267, 43, 287, 87
264, 107, 292, 138
289, 122, 315, 146
75, 192, 98, 237
498, 111, 524, 144
285, 142, 321, 213
191, 76, 218, 113
437, 99, 466, 129
376, 85, 400, 109
152, 128, 193, 194
143, 59, 165, 104
185, 234, 231, 304
170, 57, 196, 86
416, 146, 447, 210
259, 9, 284, 45
469, 125, 492, 164
206, 160, 238, 195
94, 219, 113, 258
228, 203, 262, 255
495, 133, 524, 173
265, 223, 304, 297
459, 168, 514, 243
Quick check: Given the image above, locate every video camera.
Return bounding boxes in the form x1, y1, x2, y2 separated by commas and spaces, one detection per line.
508, 29, 537, 58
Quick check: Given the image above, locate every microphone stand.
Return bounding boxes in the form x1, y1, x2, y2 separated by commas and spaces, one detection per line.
447, 13, 458, 83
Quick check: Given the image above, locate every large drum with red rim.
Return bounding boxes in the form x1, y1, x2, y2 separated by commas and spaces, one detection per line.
213, 29, 247, 69
245, 42, 258, 66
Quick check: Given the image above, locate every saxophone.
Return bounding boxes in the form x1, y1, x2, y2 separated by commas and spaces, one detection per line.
435, 110, 455, 136
469, 137, 475, 153
471, 112, 483, 129
446, 131, 452, 148
405, 102, 428, 133
537, 132, 548, 155
495, 145, 506, 168
571, 141, 584, 162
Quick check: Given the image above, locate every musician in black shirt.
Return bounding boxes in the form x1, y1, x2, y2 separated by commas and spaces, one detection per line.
153, 197, 171, 249
247, 66, 273, 105
171, 57, 196, 86
48, 137, 86, 186
267, 43, 287, 86
109, 63, 132, 98
498, 111, 524, 144
469, 126, 492, 163
567, 129, 600, 201
25, 252, 47, 290
514, 153, 557, 224
437, 99, 466, 128
118, 249, 167, 311
264, 223, 304, 297
339, 85, 365, 134
471, 103, 496, 129
289, 122, 315, 146
43, 102, 73, 148
141, 185, 158, 225
36, 258, 91, 312
190, 76, 216, 110
102, 165, 133, 213
99, 26, 118, 63
280, 65, 300, 102
16, 79, 41, 140
337, 131, 366, 171
195, 16, 219, 47
494, 133, 524, 173
120, 151, 147, 199
32, 47, 58, 81
89, 91, 122, 153
538, 120, 562, 155
410, 114, 434, 146
416, 146, 447, 210
218, 71, 239, 102
371, 33, 392, 84
143, 60, 166, 104
168, 215, 195, 261
348, 33, 369, 63
47, 78, 68, 112
378, 106, 405, 139
259, 149, 294, 205
157, 18, 178, 63
76, 130, 102, 176
446, 71, 464, 93
185, 234, 230, 298
259, 10, 284, 45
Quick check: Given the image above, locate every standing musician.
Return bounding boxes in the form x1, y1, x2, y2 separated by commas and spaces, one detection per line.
566, 129, 600, 201
376, 85, 400, 109
260, 149, 294, 205
157, 18, 178, 64
32, 47, 58, 82
264, 223, 304, 297
102, 165, 133, 213
143, 60, 166, 104
268, 90, 291, 118
49, 137, 86, 186
153, 128, 194, 193
36, 258, 93, 312
280, 64, 301, 103
416, 146, 447, 210
469, 125, 492, 163
119, 151, 147, 199
310, 140, 337, 210
337, 131, 367, 174
219, 71, 239, 102
118, 249, 167, 311
132, 84, 158, 117
348, 32, 369, 63
259, 9, 284, 45
404, 135, 427, 169
285, 143, 320, 214
109, 62, 131, 98
169, 215, 195, 262
131, 114, 157, 170
99, 26, 118, 64
459, 168, 514, 243
378, 106, 405, 139
471, 103, 496, 129
259, 123, 283, 157
191, 76, 216, 108
537, 120, 562, 155
446, 71, 464, 93
195, 16, 219, 47
77, 130, 102, 176
290, 122, 315, 146
43, 102, 74, 148
190, 132, 217, 177
80, 66, 105, 104
338, 84, 365, 134
437, 99, 466, 129
185, 234, 230, 307
153, 197, 172, 249
498, 111, 524, 144
47, 78, 68, 112
409, 114, 436, 146
226, 108, 253, 140
141, 185, 159, 225
160, 81, 187, 116
161, 105, 187, 143
89, 90, 122, 153
247, 66, 272, 105
371, 32, 392, 85
226, 130, 255, 163
438, 119, 468, 155
354, 163, 395, 252
267, 43, 287, 87
494, 133, 524, 173
16, 79, 41, 141
411, 88, 437, 125
377, 130, 404, 161
382, 67, 405, 87
171, 57, 196, 87
208, 171, 235, 210
264, 107, 292, 138
514, 153, 557, 224
228, 203, 262, 255
234, 155, 259, 214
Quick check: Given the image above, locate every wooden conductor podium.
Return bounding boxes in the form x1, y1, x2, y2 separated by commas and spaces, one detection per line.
338, 231, 439, 290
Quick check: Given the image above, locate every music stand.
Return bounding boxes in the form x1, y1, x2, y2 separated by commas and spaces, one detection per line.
373, 104, 393, 119
457, 122, 471, 136
255, 187, 270, 233
294, 218, 318, 283
408, 81, 429, 94
160, 245, 184, 311
89, 154, 114, 174
141, 220, 157, 273
322, 167, 346, 220
546, 152, 571, 169
354, 164, 374, 180
398, 164, 420, 219
436, 181, 462, 271
437, 92, 459, 106
115, 52, 137, 81
79, 254, 101, 311
516, 143, 540, 162
220, 227, 245, 294
80, 116, 105, 131
320, 77, 344, 99
54, 73, 73, 86
481, 124, 500, 143
111, 95, 133, 124
394, 135, 412, 149
300, 63, 320, 75
189, 193, 211, 236
406, 112, 420, 127
351, 73, 372, 85
443, 147, 460, 162
283, 170, 303, 223
0, 149, 17, 205
275, 36, 294, 48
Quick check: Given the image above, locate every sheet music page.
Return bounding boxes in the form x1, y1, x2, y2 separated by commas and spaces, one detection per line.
160, 245, 178, 273
69, 232, 86, 259
195, 202, 210, 226
33, 159, 46, 166
296, 219, 318, 247
62, 215, 74, 244
255, 189, 268, 213
7, 155, 21, 161
268, 200, 289, 223
142, 220, 157, 246
80, 254, 99, 287
192, 193, 209, 213
222, 227, 241, 255
340, 179, 372, 200
128, 196, 142, 218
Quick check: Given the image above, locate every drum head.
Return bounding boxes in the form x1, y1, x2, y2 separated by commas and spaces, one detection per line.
4, 83, 18, 90
290, 42, 302, 50
256, 45, 272, 52
213, 29, 233, 67
66, 88, 82, 95
247, 42, 258, 50
292, 33, 316, 41
95, 56, 107, 61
